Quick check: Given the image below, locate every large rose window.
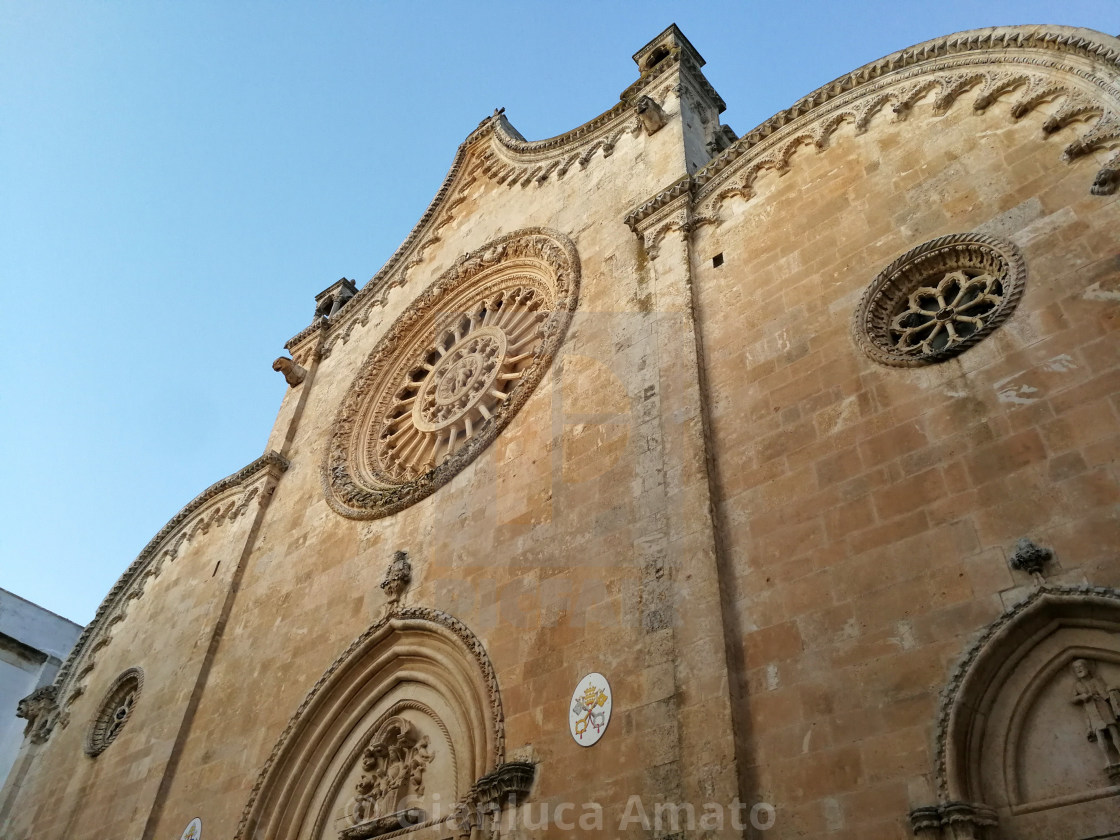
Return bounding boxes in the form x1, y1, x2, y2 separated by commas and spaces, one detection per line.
324, 229, 579, 519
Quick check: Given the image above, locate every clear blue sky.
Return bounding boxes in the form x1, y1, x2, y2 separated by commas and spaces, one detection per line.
3, 2, 1117, 625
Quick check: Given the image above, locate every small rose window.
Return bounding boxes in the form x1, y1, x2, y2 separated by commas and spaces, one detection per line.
86, 667, 143, 757
853, 233, 1026, 367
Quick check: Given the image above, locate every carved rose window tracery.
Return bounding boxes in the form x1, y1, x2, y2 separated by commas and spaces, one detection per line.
853, 233, 1026, 367
85, 667, 143, 757
325, 229, 579, 519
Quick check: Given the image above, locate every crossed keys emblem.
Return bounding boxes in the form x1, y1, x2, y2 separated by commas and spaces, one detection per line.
571, 683, 609, 740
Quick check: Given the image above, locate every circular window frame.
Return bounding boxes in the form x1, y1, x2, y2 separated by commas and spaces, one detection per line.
323, 228, 580, 520
852, 232, 1026, 367
85, 667, 143, 757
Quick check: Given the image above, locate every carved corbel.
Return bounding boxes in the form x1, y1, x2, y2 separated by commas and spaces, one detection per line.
635, 96, 669, 135
1008, 537, 1053, 579
16, 684, 58, 744
380, 551, 412, 614
907, 802, 997, 839
467, 762, 537, 840
1092, 152, 1120, 196
272, 356, 307, 387
705, 124, 736, 156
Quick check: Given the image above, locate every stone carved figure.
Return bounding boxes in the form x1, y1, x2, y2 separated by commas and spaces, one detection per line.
409, 735, 433, 795
272, 356, 307, 387
16, 684, 57, 743
380, 551, 412, 608
351, 718, 434, 826
635, 95, 668, 135
1070, 658, 1120, 774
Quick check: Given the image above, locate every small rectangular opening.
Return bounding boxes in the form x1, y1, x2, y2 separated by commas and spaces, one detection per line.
712, 253, 724, 268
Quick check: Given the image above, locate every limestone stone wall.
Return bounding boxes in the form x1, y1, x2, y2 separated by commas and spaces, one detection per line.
692, 60, 1120, 839
135, 36, 740, 839
3, 22, 1119, 840
2, 465, 275, 838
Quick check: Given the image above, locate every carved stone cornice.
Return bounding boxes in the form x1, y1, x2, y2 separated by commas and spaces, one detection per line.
474, 107, 643, 190
45, 451, 289, 738
469, 760, 536, 809
284, 316, 326, 366
692, 25, 1120, 214
623, 179, 715, 262
281, 28, 727, 362
624, 177, 691, 234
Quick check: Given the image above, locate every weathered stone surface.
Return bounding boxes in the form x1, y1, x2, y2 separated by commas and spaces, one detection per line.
3, 22, 1120, 840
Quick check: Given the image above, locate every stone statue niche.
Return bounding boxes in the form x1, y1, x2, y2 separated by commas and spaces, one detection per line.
1070, 658, 1120, 782
343, 717, 435, 839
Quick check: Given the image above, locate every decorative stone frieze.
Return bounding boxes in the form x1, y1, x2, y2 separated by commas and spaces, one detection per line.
622, 27, 1120, 237
85, 668, 143, 757
323, 228, 579, 520
44, 451, 288, 740
693, 28, 1120, 207
852, 233, 1026, 367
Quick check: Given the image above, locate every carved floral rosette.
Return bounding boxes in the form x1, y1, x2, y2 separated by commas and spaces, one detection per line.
324, 228, 579, 519
852, 233, 1026, 367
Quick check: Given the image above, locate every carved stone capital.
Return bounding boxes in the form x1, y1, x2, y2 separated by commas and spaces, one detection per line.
470, 760, 536, 810
908, 802, 997, 839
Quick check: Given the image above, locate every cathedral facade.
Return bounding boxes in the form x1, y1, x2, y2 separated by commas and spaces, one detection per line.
3, 23, 1120, 840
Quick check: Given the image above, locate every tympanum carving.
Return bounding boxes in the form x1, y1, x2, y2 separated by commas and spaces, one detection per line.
1070, 658, 1120, 781
346, 718, 435, 838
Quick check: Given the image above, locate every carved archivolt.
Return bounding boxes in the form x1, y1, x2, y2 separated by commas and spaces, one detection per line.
323, 228, 579, 520
853, 233, 1026, 367
235, 607, 505, 840
916, 586, 1120, 839
42, 452, 288, 740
